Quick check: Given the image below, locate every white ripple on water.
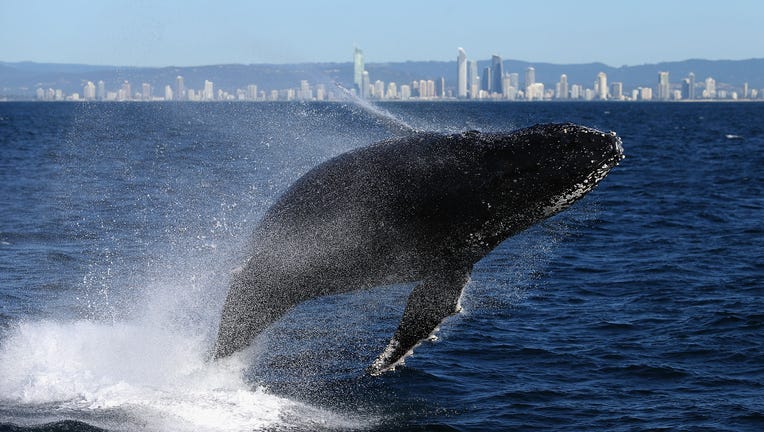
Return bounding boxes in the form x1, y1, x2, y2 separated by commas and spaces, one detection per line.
0, 319, 366, 431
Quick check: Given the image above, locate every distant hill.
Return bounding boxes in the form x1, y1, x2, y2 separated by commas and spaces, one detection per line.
1, 58, 763, 99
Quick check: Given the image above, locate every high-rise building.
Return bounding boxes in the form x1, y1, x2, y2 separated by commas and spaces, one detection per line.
558, 74, 569, 99
362, 71, 370, 99
400, 84, 411, 101
610, 82, 623, 100
491, 55, 504, 95
657, 71, 670, 101
502, 75, 513, 99
247, 84, 258, 100
527, 83, 544, 101
164, 85, 173, 101
120, 81, 131, 101
524, 67, 535, 94
704, 77, 716, 99
315, 84, 326, 101
457, 48, 467, 98
386, 82, 398, 99
509, 73, 519, 90
418, 80, 427, 98
468, 60, 479, 98
83, 81, 96, 100
142, 83, 152, 100
687, 72, 696, 100
96, 80, 105, 100
374, 80, 385, 99
482, 67, 492, 92
203, 80, 214, 101
299, 80, 312, 100
743, 82, 749, 99
175, 76, 185, 101
596, 72, 608, 100
353, 47, 364, 95
681, 78, 691, 100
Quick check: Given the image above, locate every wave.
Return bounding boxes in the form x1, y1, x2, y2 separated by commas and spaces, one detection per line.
0, 319, 366, 431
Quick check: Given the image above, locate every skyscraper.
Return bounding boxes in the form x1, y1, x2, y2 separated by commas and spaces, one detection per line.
457, 48, 467, 98
96, 80, 105, 101
247, 84, 258, 100
596, 72, 608, 100
610, 82, 623, 100
353, 47, 364, 95
175, 76, 185, 101
509, 73, 519, 91
681, 79, 691, 100
299, 80, 312, 100
83, 81, 96, 100
491, 55, 504, 95
142, 83, 152, 100
374, 80, 385, 99
524, 67, 535, 98
657, 71, 670, 100
468, 60, 479, 98
502, 75, 514, 99
687, 72, 696, 100
386, 82, 398, 99
362, 71, 370, 99
203, 80, 214, 101
120, 81, 131, 101
704, 77, 716, 99
558, 74, 568, 99
482, 67, 492, 92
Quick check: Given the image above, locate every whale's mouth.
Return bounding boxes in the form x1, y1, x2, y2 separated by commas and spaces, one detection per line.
566, 124, 624, 163
540, 131, 623, 219
575, 126, 625, 175
607, 134, 625, 166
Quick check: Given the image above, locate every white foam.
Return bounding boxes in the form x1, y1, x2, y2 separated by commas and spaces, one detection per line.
0, 319, 363, 431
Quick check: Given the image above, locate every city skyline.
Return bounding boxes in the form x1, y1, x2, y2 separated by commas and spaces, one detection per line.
25, 47, 764, 103
1, 0, 762, 68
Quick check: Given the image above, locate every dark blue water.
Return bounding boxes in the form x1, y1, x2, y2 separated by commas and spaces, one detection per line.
0, 101, 762, 431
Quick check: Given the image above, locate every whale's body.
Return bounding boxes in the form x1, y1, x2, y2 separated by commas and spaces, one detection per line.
214, 123, 624, 374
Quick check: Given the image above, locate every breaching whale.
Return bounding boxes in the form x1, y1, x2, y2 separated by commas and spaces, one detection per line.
214, 123, 624, 375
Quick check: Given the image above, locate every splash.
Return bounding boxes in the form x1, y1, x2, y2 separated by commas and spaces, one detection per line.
0, 319, 366, 431
333, 83, 418, 134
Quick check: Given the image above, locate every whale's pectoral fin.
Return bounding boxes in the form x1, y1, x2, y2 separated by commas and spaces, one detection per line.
213, 264, 293, 359
368, 269, 470, 375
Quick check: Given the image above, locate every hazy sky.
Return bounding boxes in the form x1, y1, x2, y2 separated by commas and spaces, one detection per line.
1, 0, 761, 67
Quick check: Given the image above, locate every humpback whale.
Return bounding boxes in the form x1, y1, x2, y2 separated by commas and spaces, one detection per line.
214, 123, 624, 375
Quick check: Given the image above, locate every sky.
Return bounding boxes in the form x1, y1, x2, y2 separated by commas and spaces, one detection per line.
1, 0, 762, 67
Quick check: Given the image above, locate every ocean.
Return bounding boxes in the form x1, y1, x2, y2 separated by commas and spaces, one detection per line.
0, 101, 762, 431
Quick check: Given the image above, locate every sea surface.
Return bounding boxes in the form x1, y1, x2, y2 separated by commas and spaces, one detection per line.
0, 101, 762, 431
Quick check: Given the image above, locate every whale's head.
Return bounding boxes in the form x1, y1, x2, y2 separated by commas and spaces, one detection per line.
469, 123, 624, 226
